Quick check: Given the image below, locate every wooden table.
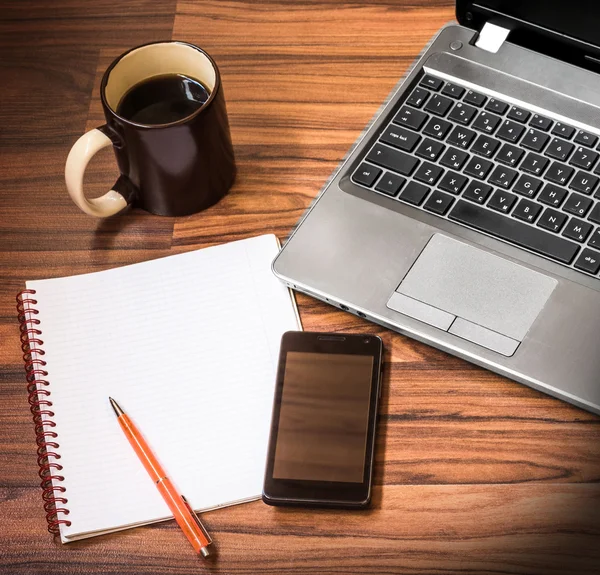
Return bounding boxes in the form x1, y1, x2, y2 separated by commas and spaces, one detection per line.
1, 1, 599, 573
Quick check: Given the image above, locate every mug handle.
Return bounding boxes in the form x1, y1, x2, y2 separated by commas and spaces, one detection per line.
65, 127, 133, 217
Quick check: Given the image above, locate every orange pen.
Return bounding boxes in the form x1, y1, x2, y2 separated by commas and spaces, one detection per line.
109, 397, 212, 558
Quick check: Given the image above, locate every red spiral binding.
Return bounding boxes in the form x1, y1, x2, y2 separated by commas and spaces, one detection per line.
16, 289, 71, 534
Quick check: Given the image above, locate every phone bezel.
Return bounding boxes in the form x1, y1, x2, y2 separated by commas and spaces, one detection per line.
262, 331, 383, 508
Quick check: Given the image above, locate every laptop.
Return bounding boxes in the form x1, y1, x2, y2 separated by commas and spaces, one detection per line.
273, 0, 600, 414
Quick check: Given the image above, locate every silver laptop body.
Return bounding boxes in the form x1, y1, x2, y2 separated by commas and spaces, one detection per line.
273, 4, 600, 414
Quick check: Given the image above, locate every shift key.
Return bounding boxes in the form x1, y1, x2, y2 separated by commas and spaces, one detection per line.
366, 144, 420, 176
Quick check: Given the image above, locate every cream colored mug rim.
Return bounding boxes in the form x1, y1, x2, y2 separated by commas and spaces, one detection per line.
100, 40, 221, 129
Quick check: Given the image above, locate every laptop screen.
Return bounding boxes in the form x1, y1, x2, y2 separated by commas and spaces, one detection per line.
472, 1, 600, 48
460, 1, 600, 68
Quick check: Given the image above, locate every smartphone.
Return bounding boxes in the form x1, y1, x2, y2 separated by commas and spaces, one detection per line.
262, 331, 383, 508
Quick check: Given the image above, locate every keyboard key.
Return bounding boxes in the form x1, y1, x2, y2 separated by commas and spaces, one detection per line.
424, 190, 454, 215
496, 143, 524, 167
507, 106, 531, 123
424, 94, 454, 117
463, 181, 493, 204
438, 171, 468, 195
464, 156, 493, 180
375, 172, 405, 196
570, 171, 599, 195
570, 146, 599, 170
393, 106, 428, 131
521, 152, 549, 176
420, 75, 443, 91
552, 122, 576, 139
538, 183, 568, 207
447, 126, 476, 149
415, 138, 445, 161
471, 134, 500, 158
352, 74, 600, 272
589, 203, 600, 224
439, 147, 469, 170
513, 173, 542, 198
544, 162, 574, 186
352, 163, 382, 187
366, 144, 419, 176
488, 165, 518, 189
545, 138, 574, 161
589, 229, 600, 250
463, 90, 487, 107
485, 98, 509, 115
574, 130, 598, 148
497, 119, 525, 143
423, 117, 452, 140
529, 114, 553, 131
380, 125, 421, 152
521, 128, 550, 152
449, 200, 579, 264
488, 190, 517, 214
562, 218, 593, 242
399, 181, 429, 205
441, 83, 465, 99
563, 193, 593, 217
472, 111, 501, 134
537, 208, 567, 232
414, 161, 444, 185
448, 102, 478, 125
574, 248, 600, 274
513, 198, 542, 223
406, 87, 430, 108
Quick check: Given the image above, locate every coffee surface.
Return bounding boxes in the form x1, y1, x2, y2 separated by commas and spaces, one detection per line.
116, 74, 210, 125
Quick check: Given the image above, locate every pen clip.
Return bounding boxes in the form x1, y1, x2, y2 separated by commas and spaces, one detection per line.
181, 495, 212, 545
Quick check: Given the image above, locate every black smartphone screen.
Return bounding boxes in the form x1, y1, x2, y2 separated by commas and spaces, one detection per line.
273, 351, 373, 483
263, 332, 382, 508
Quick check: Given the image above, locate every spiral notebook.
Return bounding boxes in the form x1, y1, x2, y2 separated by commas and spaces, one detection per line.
16, 234, 301, 542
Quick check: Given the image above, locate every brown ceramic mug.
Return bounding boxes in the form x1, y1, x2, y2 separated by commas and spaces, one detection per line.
65, 41, 235, 217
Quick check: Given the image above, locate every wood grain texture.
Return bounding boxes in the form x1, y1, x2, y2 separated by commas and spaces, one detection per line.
0, 0, 176, 252
1, 1, 599, 574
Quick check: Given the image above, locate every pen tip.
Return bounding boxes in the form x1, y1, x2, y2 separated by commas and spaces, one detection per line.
109, 397, 124, 417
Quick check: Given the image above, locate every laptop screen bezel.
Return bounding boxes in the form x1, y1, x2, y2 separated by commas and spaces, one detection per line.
456, 0, 600, 73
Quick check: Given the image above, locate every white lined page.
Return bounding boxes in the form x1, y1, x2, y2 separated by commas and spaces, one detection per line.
27, 235, 300, 541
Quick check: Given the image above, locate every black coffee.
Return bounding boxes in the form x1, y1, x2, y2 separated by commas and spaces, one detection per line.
116, 74, 210, 125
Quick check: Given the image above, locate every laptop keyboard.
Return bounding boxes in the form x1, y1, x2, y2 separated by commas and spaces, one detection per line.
351, 73, 600, 278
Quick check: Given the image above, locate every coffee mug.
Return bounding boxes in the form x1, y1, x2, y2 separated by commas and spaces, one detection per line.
65, 41, 236, 217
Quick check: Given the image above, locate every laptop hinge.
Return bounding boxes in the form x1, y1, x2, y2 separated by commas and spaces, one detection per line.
475, 22, 510, 54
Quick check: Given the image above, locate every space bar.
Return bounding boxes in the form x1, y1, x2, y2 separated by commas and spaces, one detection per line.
449, 200, 579, 264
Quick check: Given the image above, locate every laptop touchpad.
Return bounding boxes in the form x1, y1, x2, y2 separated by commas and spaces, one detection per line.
387, 234, 557, 356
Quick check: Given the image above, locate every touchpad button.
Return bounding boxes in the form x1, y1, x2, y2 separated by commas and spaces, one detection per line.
396, 234, 557, 342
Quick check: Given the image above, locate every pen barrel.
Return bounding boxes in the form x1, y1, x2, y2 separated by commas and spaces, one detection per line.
117, 413, 211, 556
118, 414, 167, 481
157, 477, 212, 554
